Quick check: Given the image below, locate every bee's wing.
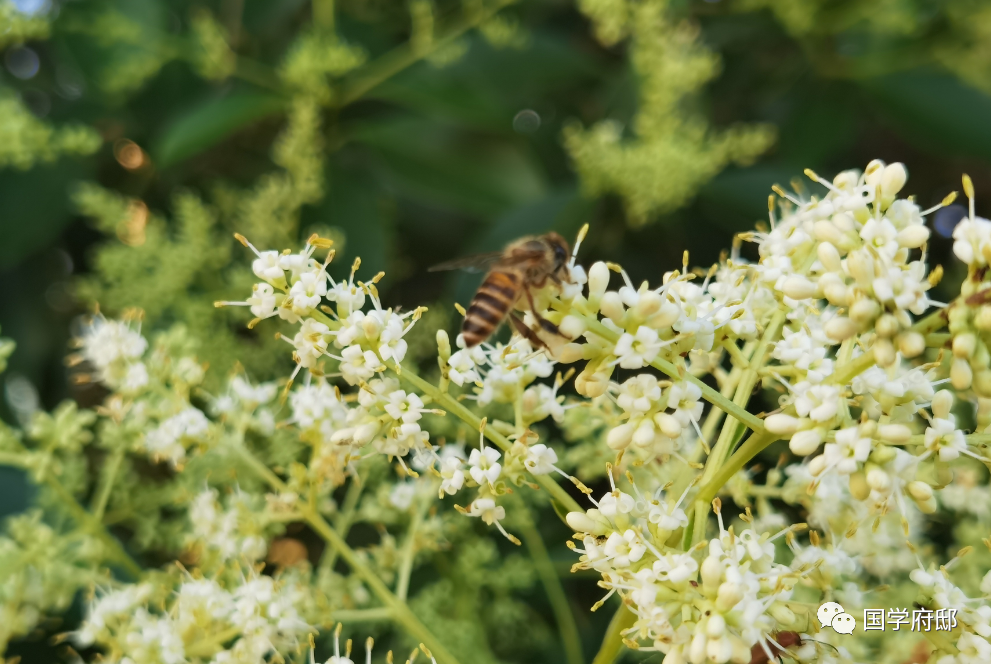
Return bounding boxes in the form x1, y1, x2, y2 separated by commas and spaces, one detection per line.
428, 251, 505, 273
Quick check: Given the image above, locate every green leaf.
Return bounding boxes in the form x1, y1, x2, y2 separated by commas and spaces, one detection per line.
349, 117, 548, 217
153, 91, 286, 168
866, 70, 991, 160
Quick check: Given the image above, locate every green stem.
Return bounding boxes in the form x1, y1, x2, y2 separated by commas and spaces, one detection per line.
516, 499, 585, 664
336, 0, 517, 107
696, 430, 780, 508
319, 469, 365, 575
231, 443, 463, 664
396, 499, 426, 601
90, 447, 125, 521
331, 607, 395, 623
591, 604, 635, 664
563, 310, 765, 433
313, 0, 335, 31
45, 470, 144, 579
689, 308, 786, 547
396, 365, 584, 515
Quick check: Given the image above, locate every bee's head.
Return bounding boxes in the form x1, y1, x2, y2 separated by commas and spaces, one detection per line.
546, 232, 570, 270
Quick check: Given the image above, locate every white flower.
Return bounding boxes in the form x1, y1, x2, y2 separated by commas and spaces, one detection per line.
389, 482, 416, 510
291, 319, 330, 368
247, 282, 278, 318
144, 407, 210, 465
822, 426, 871, 474
952, 216, 991, 267
793, 382, 840, 422
327, 276, 366, 315
231, 376, 278, 407
598, 491, 636, 519
439, 456, 465, 495
252, 250, 285, 284
288, 270, 327, 316
80, 317, 147, 371
384, 390, 425, 423
466, 498, 505, 526
647, 501, 688, 531
613, 326, 663, 369
616, 374, 661, 414
468, 446, 502, 485
447, 348, 481, 386
338, 345, 382, 385
924, 417, 967, 462
523, 443, 558, 475
603, 529, 646, 567
668, 381, 703, 426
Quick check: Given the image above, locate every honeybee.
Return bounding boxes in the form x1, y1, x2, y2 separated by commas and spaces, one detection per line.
429, 232, 573, 348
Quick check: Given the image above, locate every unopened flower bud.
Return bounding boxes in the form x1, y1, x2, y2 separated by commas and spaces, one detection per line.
813, 220, 843, 245
765, 414, 801, 435
865, 159, 885, 186
877, 424, 911, 444
876, 314, 900, 338
847, 249, 876, 285
635, 290, 663, 318
907, 480, 933, 502
953, 332, 977, 359
881, 162, 907, 197
436, 329, 451, 363
768, 603, 796, 626
566, 511, 598, 533
701, 555, 723, 593
789, 429, 822, 456
781, 275, 817, 300
559, 343, 585, 364
874, 338, 896, 367
975, 306, 991, 332
898, 331, 925, 358
808, 454, 828, 476
973, 369, 991, 398
831, 211, 857, 231
559, 315, 586, 340
850, 297, 880, 324
817, 241, 843, 273
706, 613, 727, 638
824, 316, 858, 342
588, 262, 610, 299
867, 468, 891, 492
897, 225, 929, 249
707, 636, 733, 664
654, 411, 682, 438
823, 282, 851, 307
599, 291, 625, 323
716, 582, 743, 612
690, 633, 706, 664
633, 420, 656, 446
951, 358, 973, 391
647, 300, 681, 329
849, 471, 870, 500
932, 390, 954, 419
607, 422, 634, 450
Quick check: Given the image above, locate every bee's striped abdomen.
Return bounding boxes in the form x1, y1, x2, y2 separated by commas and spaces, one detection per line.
462, 270, 522, 347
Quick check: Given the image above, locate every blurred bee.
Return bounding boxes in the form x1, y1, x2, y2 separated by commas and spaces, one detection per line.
429, 232, 573, 348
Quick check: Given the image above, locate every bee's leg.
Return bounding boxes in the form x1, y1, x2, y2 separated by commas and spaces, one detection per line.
509, 312, 548, 349
523, 287, 567, 338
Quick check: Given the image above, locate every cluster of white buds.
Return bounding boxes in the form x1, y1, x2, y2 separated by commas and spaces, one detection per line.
74, 568, 311, 664
567, 477, 807, 663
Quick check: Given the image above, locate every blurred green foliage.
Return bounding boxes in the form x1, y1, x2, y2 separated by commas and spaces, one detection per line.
4, 0, 991, 660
